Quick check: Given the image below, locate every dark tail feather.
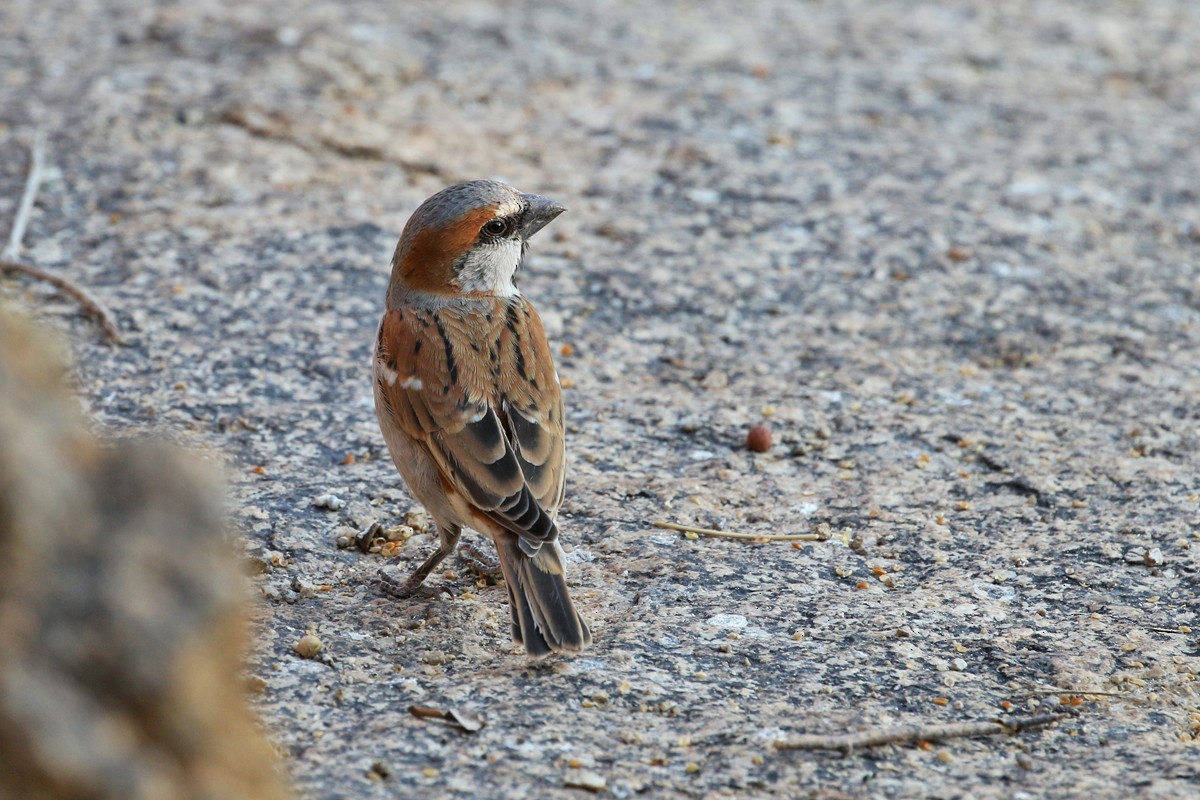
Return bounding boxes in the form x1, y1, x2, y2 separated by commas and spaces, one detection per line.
496, 536, 591, 657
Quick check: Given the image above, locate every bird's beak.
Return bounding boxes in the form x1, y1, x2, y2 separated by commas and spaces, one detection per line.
518, 194, 566, 239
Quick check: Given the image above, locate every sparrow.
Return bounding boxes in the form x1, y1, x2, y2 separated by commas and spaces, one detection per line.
372, 180, 591, 657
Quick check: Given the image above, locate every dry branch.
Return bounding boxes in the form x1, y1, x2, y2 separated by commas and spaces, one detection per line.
1, 260, 124, 343
4, 129, 45, 261
652, 520, 828, 542
3, 131, 124, 343
774, 713, 1067, 752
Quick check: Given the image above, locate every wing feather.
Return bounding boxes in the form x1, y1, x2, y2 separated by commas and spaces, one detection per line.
375, 299, 566, 553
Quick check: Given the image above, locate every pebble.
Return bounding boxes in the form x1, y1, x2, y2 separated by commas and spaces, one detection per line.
1125, 547, 1165, 566
293, 633, 323, 659
686, 188, 721, 204
405, 508, 430, 532
564, 770, 607, 793
313, 494, 345, 511
699, 370, 728, 390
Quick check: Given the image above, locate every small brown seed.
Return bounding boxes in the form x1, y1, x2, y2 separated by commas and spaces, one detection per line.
747, 424, 772, 452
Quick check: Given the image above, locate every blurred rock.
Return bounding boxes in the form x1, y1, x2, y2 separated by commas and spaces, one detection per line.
0, 305, 284, 800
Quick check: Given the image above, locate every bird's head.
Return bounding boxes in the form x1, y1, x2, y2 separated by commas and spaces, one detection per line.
389, 180, 565, 300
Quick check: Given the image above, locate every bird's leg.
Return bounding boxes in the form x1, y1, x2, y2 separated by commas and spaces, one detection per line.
377, 524, 461, 598
457, 541, 503, 583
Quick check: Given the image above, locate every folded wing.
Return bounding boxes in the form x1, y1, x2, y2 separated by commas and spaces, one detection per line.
374, 302, 566, 558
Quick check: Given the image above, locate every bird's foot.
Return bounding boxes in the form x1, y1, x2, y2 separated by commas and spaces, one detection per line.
457, 543, 502, 583
374, 567, 424, 599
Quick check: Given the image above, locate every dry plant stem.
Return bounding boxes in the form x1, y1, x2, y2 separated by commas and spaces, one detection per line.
774, 713, 1067, 752
220, 105, 449, 177
652, 520, 826, 542
1024, 688, 1126, 697
3, 131, 124, 343
1, 260, 125, 343
4, 130, 45, 261
408, 706, 450, 721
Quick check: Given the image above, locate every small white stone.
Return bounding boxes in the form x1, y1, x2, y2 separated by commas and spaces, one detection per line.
564, 770, 607, 793
686, 188, 721, 205
564, 546, 595, 564
792, 502, 819, 517
313, 493, 345, 511
1008, 178, 1049, 196
699, 370, 728, 390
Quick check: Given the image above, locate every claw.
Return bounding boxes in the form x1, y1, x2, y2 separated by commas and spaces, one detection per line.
375, 567, 423, 598
457, 542, 502, 583
374, 524, 461, 599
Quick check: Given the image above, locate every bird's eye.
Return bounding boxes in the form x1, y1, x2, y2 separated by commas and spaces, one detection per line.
482, 218, 509, 237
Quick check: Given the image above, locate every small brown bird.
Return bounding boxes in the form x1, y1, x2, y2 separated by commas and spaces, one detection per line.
373, 180, 591, 656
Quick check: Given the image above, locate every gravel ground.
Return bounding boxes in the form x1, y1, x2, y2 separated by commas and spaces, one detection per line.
3, 1, 1199, 798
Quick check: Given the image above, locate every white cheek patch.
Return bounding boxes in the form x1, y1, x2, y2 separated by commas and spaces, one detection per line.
456, 239, 524, 297
400, 376, 423, 391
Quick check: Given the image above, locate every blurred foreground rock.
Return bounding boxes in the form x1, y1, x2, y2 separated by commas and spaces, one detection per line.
0, 306, 284, 800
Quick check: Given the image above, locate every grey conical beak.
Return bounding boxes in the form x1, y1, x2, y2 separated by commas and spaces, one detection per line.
518, 193, 566, 239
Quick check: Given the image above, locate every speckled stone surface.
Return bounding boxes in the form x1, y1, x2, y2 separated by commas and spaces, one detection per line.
3, 1, 1198, 797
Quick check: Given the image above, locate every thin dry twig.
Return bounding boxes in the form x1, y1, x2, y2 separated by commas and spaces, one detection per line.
1023, 688, 1126, 698
773, 712, 1067, 752
1, 259, 125, 344
220, 105, 449, 177
4, 129, 45, 261
3, 131, 124, 343
652, 520, 828, 542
